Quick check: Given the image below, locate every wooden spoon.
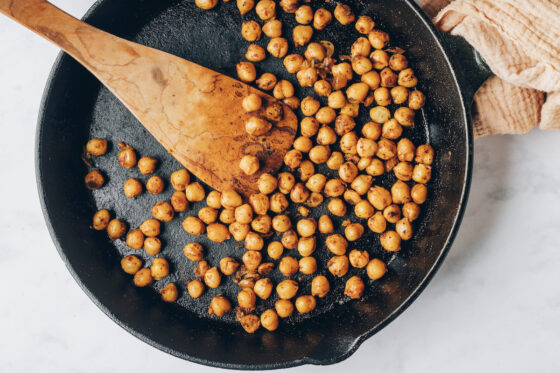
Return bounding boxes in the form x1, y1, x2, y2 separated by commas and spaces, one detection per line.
0, 0, 298, 197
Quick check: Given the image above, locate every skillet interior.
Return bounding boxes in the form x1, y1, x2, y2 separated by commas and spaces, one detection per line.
37, 0, 471, 368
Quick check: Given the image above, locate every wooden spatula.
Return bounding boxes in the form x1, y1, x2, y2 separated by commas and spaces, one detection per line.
0, 0, 298, 197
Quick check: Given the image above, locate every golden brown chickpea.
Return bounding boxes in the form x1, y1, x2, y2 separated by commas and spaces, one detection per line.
229, 222, 250, 241
315, 127, 336, 147
245, 231, 264, 251
275, 299, 294, 318
328, 255, 349, 277
254, 278, 274, 300
240, 314, 260, 333
262, 19, 282, 37
345, 223, 365, 241
367, 185, 392, 210
398, 68, 418, 88
93, 209, 110, 231
121, 255, 142, 275
380, 67, 397, 87
235, 204, 253, 225
325, 234, 347, 255
208, 296, 232, 317
358, 157, 372, 171
297, 256, 316, 275
344, 189, 362, 206
326, 155, 347, 174
266, 103, 284, 122
411, 184, 428, 204
309, 276, 329, 298
293, 25, 313, 47
145, 176, 164, 195
338, 162, 358, 183
349, 249, 370, 268
380, 230, 401, 252
207, 223, 230, 242
356, 139, 376, 159
273, 81, 295, 101
341, 102, 360, 117
267, 241, 284, 260
326, 91, 345, 110
296, 67, 318, 87
238, 288, 257, 310
245, 44, 266, 62
84, 170, 105, 190
139, 218, 160, 237
220, 189, 242, 210
241, 21, 261, 42
238, 155, 259, 176
293, 137, 313, 154
236, 62, 257, 83
381, 119, 402, 140
152, 201, 174, 222
279, 256, 299, 277
344, 276, 365, 299
334, 115, 356, 136
248, 193, 269, 215
296, 218, 316, 238
295, 4, 313, 24
304, 174, 326, 194
395, 217, 412, 240
367, 211, 386, 233
393, 162, 413, 181
415, 144, 434, 165
283, 54, 304, 73
267, 37, 289, 58
355, 15, 375, 33
296, 236, 315, 256
360, 73, 380, 94
313, 8, 332, 30
107, 219, 126, 240
369, 106, 391, 124
326, 198, 346, 217
243, 251, 263, 272
376, 138, 397, 160
312, 80, 331, 98
251, 215, 272, 234
283, 149, 302, 170
412, 164, 432, 184
242, 94, 262, 113
315, 215, 333, 234
334, 3, 355, 24
281, 229, 299, 250
170, 169, 190, 191
359, 123, 380, 143
194, 260, 210, 278
393, 107, 414, 127
270, 215, 290, 234
340, 131, 359, 154
351, 37, 371, 58
402, 202, 420, 222
86, 138, 107, 156
304, 42, 326, 62
260, 309, 279, 331
195, 0, 218, 9
279, 0, 299, 12
182, 216, 205, 235
388, 53, 408, 71
397, 138, 416, 162
151, 257, 169, 280
365, 158, 384, 177
170, 191, 188, 212
354, 200, 374, 219
255, 0, 275, 19
308, 145, 331, 164
160, 283, 178, 302
346, 82, 369, 103
300, 97, 320, 118
370, 49, 389, 70
133, 268, 153, 287
373, 87, 391, 106
237, 0, 255, 15
126, 229, 144, 250
305, 193, 322, 208
322, 178, 344, 197
202, 266, 221, 288
276, 279, 299, 299
117, 142, 137, 169
352, 56, 373, 75
368, 29, 390, 49
283, 96, 300, 110
255, 73, 277, 92
270, 192, 289, 213
255, 173, 276, 195
144, 237, 162, 255
365, 259, 386, 281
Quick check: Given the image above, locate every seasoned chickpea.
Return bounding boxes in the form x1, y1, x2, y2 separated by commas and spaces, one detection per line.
365, 159, 384, 177
306, 192, 323, 207
144, 237, 162, 255
380, 67, 397, 87
295, 236, 315, 257
390, 86, 409, 105
170, 169, 190, 191
152, 201, 174, 222
84, 170, 105, 190
151, 257, 170, 281
373, 87, 391, 106
308, 145, 331, 164
133, 268, 153, 287
346, 82, 369, 103
378, 230, 401, 253
355, 15, 375, 34
376, 138, 396, 161
295, 256, 316, 275
393, 162, 413, 182
327, 90, 346, 109
415, 144, 434, 165
402, 202, 420, 222
382, 204, 401, 224
243, 250, 263, 272
182, 216, 205, 235
367, 185, 392, 210
255, 173, 276, 195
309, 276, 329, 298
265, 101, 284, 121
326, 152, 345, 170
300, 118, 321, 140
344, 276, 365, 299
245, 231, 264, 251
203, 266, 221, 288
348, 249, 369, 269
279, 0, 298, 12
365, 259, 386, 281
293, 136, 313, 153
275, 299, 294, 318
171, 191, 188, 212
323, 178, 345, 197
236, 62, 257, 82
240, 314, 260, 333
234, 204, 253, 225
368, 29, 389, 49
195, 0, 218, 9
220, 209, 235, 225
352, 56, 373, 75
397, 138, 416, 162
184, 242, 204, 262
283, 96, 300, 110
328, 255, 349, 277
251, 215, 271, 234
160, 283, 178, 302
304, 42, 326, 62
311, 81, 330, 98
326, 198, 345, 217
314, 215, 332, 235
242, 94, 262, 115
208, 296, 231, 317
93, 209, 110, 231
207, 223, 230, 242
270, 192, 289, 213
393, 107, 415, 127
389, 53, 408, 71
351, 37, 371, 58
367, 211, 387, 233
339, 162, 358, 183
334, 114, 356, 136
382, 119, 403, 140
345, 223, 365, 241
270, 215, 291, 234
249, 193, 269, 215
396, 217, 413, 240
121, 255, 142, 275
238, 288, 257, 310
255, 0, 275, 20
341, 103, 360, 117
370, 49, 389, 70
262, 19, 282, 37
300, 97, 321, 118
245, 44, 266, 63
139, 218, 160, 237
296, 67, 318, 87
126, 229, 144, 250
194, 260, 210, 277
117, 142, 137, 169
279, 256, 299, 277
267, 241, 284, 260
369, 106, 391, 124
241, 21, 261, 42
412, 164, 432, 184
325, 234, 347, 255
107, 219, 126, 240
351, 175, 373, 196
237, 0, 255, 15
86, 138, 107, 156
344, 190, 361, 205
276, 279, 299, 299
267, 37, 289, 58
253, 278, 274, 300
281, 229, 299, 250
272, 81, 294, 101
293, 25, 313, 47
354, 200, 374, 219
293, 295, 316, 314
305, 174, 327, 193
283, 54, 304, 73
229, 222, 250, 241
296, 218, 316, 237
145, 176, 163, 195
283, 149, 302, 169
312, 127, 335, 148
411, 184, 428, 204
334, 3, 355, 24
358, 157, 372, 170
340, 131, 358, 154
398, 68, 418, 87
313, 8, 332, 30
239, 155, 260, 176
260, 309, 279, 331
295, 4, 313, 24
221, 189, 243, 209
256, 73, 278, 91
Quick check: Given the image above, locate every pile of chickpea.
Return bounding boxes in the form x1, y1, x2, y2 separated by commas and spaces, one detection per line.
84, 0, 435, 334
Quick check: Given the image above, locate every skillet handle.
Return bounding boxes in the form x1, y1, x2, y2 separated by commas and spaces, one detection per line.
438, 32, 493, 105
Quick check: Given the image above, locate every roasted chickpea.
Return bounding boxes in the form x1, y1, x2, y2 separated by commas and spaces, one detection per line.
306, 192, 324, 207
303, 175, 325, 194
368, 29, 389, 49
84, 170, 104, 190
238, 288, 257, 310
381, 120, 402, 141
107, 219, 126, 240
238, 155, 260, 176
296, 67, 318, 87
308, 145, 331, 164
379, 231, 400, 252
252, 278, 273, 300
133, 268, 153, 287
340, 131, 358, 154
370, 49, 389, 70
388, 53, 408, 71
229, 222, 250, 241
262, 19, 282, 37
334, 114, 356, 136
392, 162, 413, 182
412, 164, 432, 184
184, 182, 205, 202
207, 223, 230, 242
396, 138, 415, 163
295, 256, 317, 275
267, 37, 289, 58
314, 127, 336, 147
398, 68, 418, 87
93, 209, 111, 231
194, 260, 210, 278
411, 184, 428, 204
254, 173, 276, 195
160, 283, 178, 302
237, 62, 257, 82
248, 193, 268, 215
354, 200, 374, 219
276, 279, 299, 300
241, 21, 261, 42
144, 176, 163, 195
334, 3, 355, 24
345, 223, 365, 241
293, 295, 316, 314
296, 218, 316, 238
369, 106, 391, 124
170, 169, 190, 191
395, 217, 412, 240
260, 309, 279, 331
295, 236, 314, 257
279, 256, 299, 277
243, 250, 263, 272
272, 81, 294, 101
117, 142, 137, 169
270, 216, 290, 235
275, 299, 294, 318
300, 97, 320, 118
279, 0, 298, 12
365, 259, 386, 281
265, 101, 283, 121
367, 185, 392, 210
256, 73, 277, 91
327, 90, 346, 109
355, 15, 375, 34
304, 42, 325, 62
325, 234, 347, 255
270, 192, 289, 213
182, 216, 205, 235
233, 204, 252, 225
267, 241, 284, 260
126, 229, 144, 250
346, 82, 369, 103
326, 152, 345, 170
392, 107, 414, 127
144, 237, 162, 255
294, 4, 313, 24
283, 96, 300, 110
283, 149, 302, 170
380, 67, 397, 87
293, 136, 313, 154
150, 257, 169, 281
244, 44, 266, 63
283, 54, 304, 73
312, 80, 331, 98
138, 219, 159, 238
251, 215, 272, 234
338, 162, 358, 183
308, 276, 329, 299
242, 94, 262, 114
121, 255, 142, 275
352, 56, 373, 75
219, 209, 235, 225
240, 314, 260, 333
358, 157, 372, 170
344, 276, 365, 299
325, 198, 345, 217
244, 231, 264, 251
86, 138, 107, 156
323, 178, 344, 197
351, 37, 371, 58
255, 0, 275, 20
152, 201, 174, 222
415, 144, 434, 165
364, 159, 383, 177
372, 87, 391, 107
183, 242, 204, 262
202, 266, 221, 288
313, 8, 332, 30
344, 190, 361, 206
195, 0, 218, 9
169, 191, 188, 212
314, 215, 333, 235
402, 202, 420, 222
366, 211, 386, 233
375, 139, 396, 161
281, 229, 299, 250
328, 255, 349, 277
208, 296, 232, 317
220, 189, 242, 209
237, 0, 255, 15
389, 86, 408, 105
292, 25, 313, 47
347, 249, 369, 269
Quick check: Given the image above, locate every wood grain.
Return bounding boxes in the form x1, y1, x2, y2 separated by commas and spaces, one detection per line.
0, 0, 297, 197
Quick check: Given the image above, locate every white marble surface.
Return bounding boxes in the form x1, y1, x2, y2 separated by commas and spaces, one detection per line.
1, 1, 560, 372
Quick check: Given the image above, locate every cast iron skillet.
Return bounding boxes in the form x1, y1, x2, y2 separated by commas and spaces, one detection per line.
36, 0, 491, 369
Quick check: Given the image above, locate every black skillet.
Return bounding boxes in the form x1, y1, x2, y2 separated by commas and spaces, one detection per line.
36, 0, 491, 369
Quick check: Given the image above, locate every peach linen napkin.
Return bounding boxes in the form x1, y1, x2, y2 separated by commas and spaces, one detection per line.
419, 0, 560, 137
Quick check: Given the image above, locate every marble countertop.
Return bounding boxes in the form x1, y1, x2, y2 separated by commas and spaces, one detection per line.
1, 1, 559, 372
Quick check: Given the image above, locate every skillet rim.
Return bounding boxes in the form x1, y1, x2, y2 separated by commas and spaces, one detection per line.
34, 0, 473, 369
